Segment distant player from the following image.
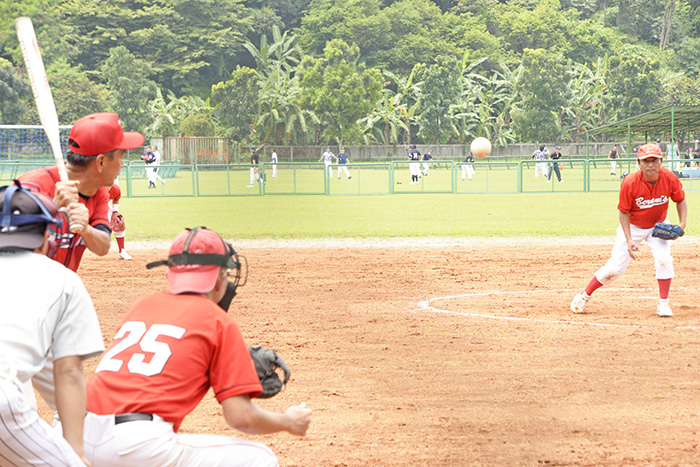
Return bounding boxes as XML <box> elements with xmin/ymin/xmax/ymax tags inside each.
<box><xmin>609</xmin><ymin>144</ymin><xmax>618</xmax><ymax>175</ymax></box>
<box><xmin>319</xmin><ymin>146</ymin><xmax>336</xmax><ymax>178</ymax></box>
<box><xmin>532</xmin><ymin>144</ymin><xmax>549</xmax><ymax>178</ymax></box>
<box><xmin>570</xmin><ymin>143</ymin><xmax>687</xmax><ymax>317</ymax></box>
<box><xmin>150</xmin><ymin>145</ymin><xmax>166</xmax><ymax>186</ymax></box>
<box><xmin>248</xmin><ymin>146</ymin><xmax>260</xmax><ymax>187</ymax></box>
<box><xmin>408</xmin><ymin>144</ymin><xmax>421</xmax><ymax>184</ymax></box>
<box><xmin>547</xmin><ymin>146</ymin><xmax>563</xmax><ymax>183</ymax></box>
<box><xmin>108</xmin><ymin>181</ymin><xmax>131</xmax><ymax>260</ymax></box>
<box><xmin>461</xmin><ymin>153</ymin><xmax>475</xmax><ymax>181</ymax></box>
<box><xmin>422</xmin><ymin>150</ymin><xmax>433</xmax><ymax>176</ymax></box>
<box><xmin>337</xmin><ymin>146</ymin><xmax>351</xmax><ymax>179</ymax></box>
<box><xmin>142</xmin><ymin>146</ymin><xmax>157</xmax><ymax>189</ymax></box>
<box><xmin>271</xmin><ymin>147</ymin><xmax>278</xmax><ymax>178</ymax></box>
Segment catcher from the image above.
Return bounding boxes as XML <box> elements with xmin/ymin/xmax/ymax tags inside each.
<box><xmin>79</xmin><ymin>227</ymin><xmax>311</xmax><ymax>466</ymax></box>
<box><xmin>571</xmin><ymin>143</ymin><xmax>688</xmax><ymax>317</ymax></box>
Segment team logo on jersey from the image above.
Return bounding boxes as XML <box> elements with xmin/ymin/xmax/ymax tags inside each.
<box><xmin>635</xmin><ymin>195</ymin><xmax>668</xmax><ymax>209</ymax></box>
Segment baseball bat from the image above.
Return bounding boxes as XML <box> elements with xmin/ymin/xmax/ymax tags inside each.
<box><xmin>15</xmin><ymin>17</ymin><xmax>83</xmax><ymax>232</ymax></box>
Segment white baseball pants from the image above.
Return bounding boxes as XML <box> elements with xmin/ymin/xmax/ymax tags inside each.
<box><xmin>535</xmin><ymin>162</ymin><xmax>548</xmax><ymax>177</ymax></box>
<box><xmin>337</xmin><ymin>165</ymin><xmax>350</xmax><ymax>179</ymax></box>
<box><xmin>78</xmin><ymin>413</ymin><xmax>278</xmax><ymax>467</ymax></box>
<box><xmin>610</xmin><ymin>160</ymin><xmax>617</xmax><ymax>174</ymax></box>
<box><xmin>594</xmin><ymin>222</ymin><xmax>674</xmax><ymax>285</ymax></box>
<box><xmin>462</xmin><ymin>164</ymin><xmax>475</xmax><ymax>180</ymax></box>
<box><xmin>324</xmin><ymin>161</ymin><xmax>333</xmax><ymax>178</ymax></box>
<box><xmin>0</xmin><ymin>378</ymin><xmax>85</xmax><ymax>466</ymax></box>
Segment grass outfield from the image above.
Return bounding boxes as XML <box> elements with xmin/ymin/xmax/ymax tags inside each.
<box><xmin>119</xmin><ymin>190</ymin><xmax>699</xmax><ymax>241</ymax></box>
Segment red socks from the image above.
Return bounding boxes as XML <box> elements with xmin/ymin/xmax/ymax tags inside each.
<box><xmin>657</xmin><ymin>278</ymin><xmax>671</xmax><ymax>300</ymax></box>
<box><xmin>584</xmin><ymin>277</ymin><xmax>604</xmax><ymax>296</ymax></box>
<box><xmin>116</xmin><ymin>237</ymin><xmax>125</xmax><ymax>251</ymax></box>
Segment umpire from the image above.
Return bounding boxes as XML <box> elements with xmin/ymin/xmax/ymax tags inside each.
<box><xmin>0</xmin><ymin>182</ymin><xmax>104</xmax><ymax>466</ymax></box>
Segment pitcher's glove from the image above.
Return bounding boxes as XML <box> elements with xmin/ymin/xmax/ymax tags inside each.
<box><xmin>652</xmin><ymin>222</ymin><xmax>684</xmax><ymax>240</ymax></box>
<box><xmin>248</xmin><ymin>345</ymin><xmax>291</xmax><ymax>398</ymax></box>
<box><xmin>110</xmin><ymin>211</ymin><xmax>126</xmax><ymax>233</ymax></box>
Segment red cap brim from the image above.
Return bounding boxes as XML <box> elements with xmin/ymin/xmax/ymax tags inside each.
<box><xmin>167</xmin><ymin>265</ymin><xmax>219</xmax><ymax>294</ymax></box>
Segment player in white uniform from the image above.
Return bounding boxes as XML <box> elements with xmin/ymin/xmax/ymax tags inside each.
<box><xmin>532</xmin><ymin>144</ymin><xmax>549</xmax><ymax>178</ymax></box>
<box><xmin>0</xmin><ymin>182</ymin><xmax>104</xmax><ymax>466</ymax></box>
<box><xmin>318</xmin><ymin>147</ymin><xmax>336</xmax><ymax>178</ymax></box>
<box><xmin>150</xmin><ymin>145</ymin><xmax>166</xmax><ymax>186</ymax></box>
<box><xmin>270</xmin><ymin>148</ymin><xmax>278</xmax><ymax>178</ymax></box>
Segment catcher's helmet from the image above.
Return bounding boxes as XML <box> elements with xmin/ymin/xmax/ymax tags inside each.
<box><xmin>147</xmin><ymin>227</ymin><xmax>247</xmax><ymax>296</ymax></box>
<box><xmin>0</xmin><ymin>180</ymin><xmax>70</xmax><ymax>255</ymax></box>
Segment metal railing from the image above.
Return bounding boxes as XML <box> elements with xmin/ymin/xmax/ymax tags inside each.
<box><xmin>2</xmin><ymin>158</ymin><xmax>698</xmax><ymax>196</ymax></box>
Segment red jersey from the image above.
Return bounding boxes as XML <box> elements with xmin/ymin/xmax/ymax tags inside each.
<box><xmin>108</xmin><ymin>184</ymin><xmax>121</xmax><ymax>202</ymax></box>
<box><xmin>86</xmin><ymin>292</ymin><xmax>263</xmax><ymax>432</ymax></box>
<box><xmin>19</xmin><ymin>166</ymin><xmax>110</xmax><ymax>271</ymax></box>
<box><xmin>618</xmin><ymin>168</ymin><xmax>685</xmax><ymax>229</ymax></box>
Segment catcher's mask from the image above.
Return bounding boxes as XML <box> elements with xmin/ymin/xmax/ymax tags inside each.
<box><xmin>147</xmin><ymin>227</ymin><xmax>247</xmax><ymax>311</ymax></box>
<box><xmin>0</xmin><ymin>180</ymin><xmax>71</xmax><ymax>258</ymax></box>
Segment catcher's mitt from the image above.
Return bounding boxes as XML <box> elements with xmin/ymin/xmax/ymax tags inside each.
<box><xmin>110</xmin><ymin>211</ymin><xmax>126</xmax><ymax>233</ymax></box>
<box><xmin>651</xmin><ymin>222</ymin><xmax>684</xmax><ymax>240</ymax></box>
<box><xmin>248</xmin><ymin>345</ymin><xmax>290</xmax><ymax>398</ymax></box>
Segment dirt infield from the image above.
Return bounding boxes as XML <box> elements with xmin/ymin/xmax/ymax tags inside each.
<box><xmin>43</xmin><ymin>239</ymin><xmax>700</xmax><ymax>466</ymax></box>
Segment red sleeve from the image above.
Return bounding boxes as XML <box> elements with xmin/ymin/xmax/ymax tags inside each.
<box><xmin>89</xmin><ymin>187</ymin><xmax>110</xmax><ymax>228</ymax></box>
<box><xmin>617</xmin><ymin>174</ymin><xmax>634</xmax><ymax>213</ymax></box>
<box><xmin>209</xmin><ymin>318</ymin><xmax>263</xmax><ymax>402</ymax></box>
<box><xmin>18</xmin><ymin>167</ymin><xmax>58</xmax><ymax>198</ymax></box>
<box><xmin>108</xmin><ymin>184</ymin><xmax>122</xmax><ymax>202</ymax></box>
<box><xmin>669</xmin><ymin>173</ymin><xmax>686</xmax><ymax>204</ymax></box>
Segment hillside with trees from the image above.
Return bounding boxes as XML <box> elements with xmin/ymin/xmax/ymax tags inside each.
<box><xmin>1</xmin><ymin>0</ymin><xmax>698</xmax><ymax>147</ymax></box>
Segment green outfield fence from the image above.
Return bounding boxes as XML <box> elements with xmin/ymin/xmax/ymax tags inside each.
<box><xmin>2</xmin><ymin>158</ymin><xmax>700</xmax><ymax>196</ymax></box>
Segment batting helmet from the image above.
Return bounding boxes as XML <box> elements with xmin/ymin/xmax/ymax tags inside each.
<box><xmin>0</xmin><ymin>180</ymin><xmax>70</xmax><ymax>256</ymax></box>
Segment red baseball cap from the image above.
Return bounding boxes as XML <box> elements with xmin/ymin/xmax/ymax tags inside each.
<box><xmin>166</xmin><ymin>228</ymin><xmax>236</xmax><ymax>294</ymax></box>
<box><xmin>68</xmin><ymin>113</ymin><xmax>144</xmax><ymax>156</ymax></box>
<box><xmin>637</xmin><ymin>143</ymin><xmax>663</xmax><ymax>160</ymax></box>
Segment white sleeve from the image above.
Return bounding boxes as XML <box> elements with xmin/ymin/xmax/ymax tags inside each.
<box><xmin>51</xmin><ymin>271</ymin><xmax>105</xmax><ymax>361</ymax></box>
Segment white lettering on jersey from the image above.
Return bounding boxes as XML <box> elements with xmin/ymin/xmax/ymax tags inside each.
<box><xmin>635</xmin><ymin>195</ymin><xmax>669</xmax><ymax>209</ymax></box>
<box><xmin>95</xmin><ymin>321</ymin><xmax>186</xmax><ymax>376</ymax></box>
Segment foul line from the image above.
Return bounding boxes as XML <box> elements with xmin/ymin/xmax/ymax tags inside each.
<box><xmin>417</xmin><ymin>288</ymin><xmax>700</xmax><ymax>330</ymax></box>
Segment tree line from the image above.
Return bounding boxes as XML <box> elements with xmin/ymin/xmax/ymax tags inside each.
<box><xmin>1</xmin><ymin>0</ymin><xmax>699</xmax><ymax>148</ymax></box>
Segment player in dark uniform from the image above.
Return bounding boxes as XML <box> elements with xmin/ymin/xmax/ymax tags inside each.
<box><xmin>248</xmin><ymin>146</ymin><xmax>261</xmax><ymax>187</ymax></box>
<box><xmin>421</xmin><ymin>150</ymin><xmax>433</xmax><ymax>176</ymax></box>
<box><xmin>337</xmin><ymin>146</ymin><xmax>351</xmax><ymax>179</ymax></box>
<box><xmin>547</xmin><ymin>146</ymin><xmax>563</xmax><ymax>183</ymax></box>
<box><xmin>408</xmin><ymin>144</ymin><xmax>421</xmax><ymax>184</ymax></box>
<box><xmin>461</xmin><ymin>153</ymin><xmax>475</xmax><ymax>181</ymax></box>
